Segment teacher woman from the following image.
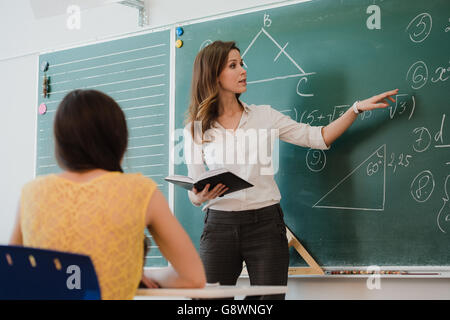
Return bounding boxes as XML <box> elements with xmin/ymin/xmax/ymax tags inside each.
<box><xmin>183</xmin><ymin>40</ymin><xmax>398</xmax><ymax>299</ymax></box>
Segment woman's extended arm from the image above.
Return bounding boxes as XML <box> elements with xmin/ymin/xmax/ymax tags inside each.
<box><xmin>143</xmin><ymin>188</ymin><xmax>206</xmax><ymax>288</ymax></box>
<box><xmin>322</xmin><ymin>89</ymin><xmax>398</xmax><ymax>146</ymax></box>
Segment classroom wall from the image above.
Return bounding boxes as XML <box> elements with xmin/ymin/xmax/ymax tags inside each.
<box><xmin>0</xmin><ymin>55</ymin><xmax>37</xmax><ymax>245</ymax></box>
<box><xmin>0</xmin><ymin>1</ymin><xmax>139</xmax><ymax>244</ymax></box>
<box><xmin>1</xmin><ymin>0</ymin><xmax>448</xmax><ymax>299</ymax></box>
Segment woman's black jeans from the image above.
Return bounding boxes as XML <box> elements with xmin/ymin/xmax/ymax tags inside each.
<box><xmin>199</xmin><ymin>203</ymin><xmax>289</xmax><ymax>300</ymax></box>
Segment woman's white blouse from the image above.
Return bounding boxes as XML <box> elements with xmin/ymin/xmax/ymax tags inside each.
<box><xmin>184</xmin><ymin>102</ymin><xmax>330</xmax><ymax>211</ymax></box>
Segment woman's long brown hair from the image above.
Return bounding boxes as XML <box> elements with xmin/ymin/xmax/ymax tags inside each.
<box><xmin>185</xmin><ymin>41</ymin><xmax>241</xmax><ymax>143</ymax></box>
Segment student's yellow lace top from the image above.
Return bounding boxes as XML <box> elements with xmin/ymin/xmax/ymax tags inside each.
<box><xmin>20</xmin><ymin>172</ymin><xmax>157</xmax><ymax>300</ymax></box>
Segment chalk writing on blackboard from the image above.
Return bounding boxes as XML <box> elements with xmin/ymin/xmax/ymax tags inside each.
<box><xmin>405</xmin><ymin>12</ymin><xmax>450</xmax><ymax>89</ymax></box>
<box><xmin>412</xmin><ymin>127</ymin><xmax>432</xmax><ymax>153</ymax></box>
<box><xmin>406</xmin><ymin>12</ymin><xmax>433</xmax><ymax>43</ymax></box>
<box><xmin>406</xmin><ymin>60</ymin><xmax>428</xmax><ymax>89</ymax></box>
<box><xmin>241</xmin><ymin>26</ymin><xmax>316</xmax><ymax>97</ymax></box>
<box><xmin>437</xmin><ymin>175</ymin><xmax>450</xmax><ymax>233</ymax></box>
<box><xmin>410</xmin><ymin>170</ymin><xmax>435</xmax><ymax>203</ymax></box>
<box><xmin>312</xmin><ymin>144</ymin><xmax>386</xmax><ymax>211</ymax></box>
<box><xmin>430</xmin><ymin>62</ymin><xmax>450</xmax><ymax>83</ymax></box>
<box><xmin>263</xmin><ymin>13</ymin><xmax>272</xmax><ymax>28</ymax></box>
<box><xmin>306</xmin><ymin>149</ymin><xmax>326</xmax><ymax>173</ymax></box>
<box><xmin>389</xmin><ymin>94</ymin><xmax>415</xmax><ymax>120</ymax></box>
<box><xmin>387</xmin><ymin>152</ymin><xmax>413</xmax><ymax>173</ymax></box>
<box><xmin>412</xmin><ymin>114</ymin><xmax>448</xmax><ymax>153</ymax></box>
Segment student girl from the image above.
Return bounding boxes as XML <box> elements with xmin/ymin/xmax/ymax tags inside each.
<box><xmin>10</xmin><ymin>89</ymin><xmax>206</xmax><ymax>299</ymax></box>
<box><xmin>184</xmin><ymin>40</ymin><xmax>398</xmax><ymax>299</ymax></box>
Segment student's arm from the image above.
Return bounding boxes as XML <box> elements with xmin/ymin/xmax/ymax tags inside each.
<box><xmin>9</xmin><ymin>202</ymin><xmax>23</xmax><ymax>246</ymax></box>
<box><xmin>143</xmin><ymin>188</ymin><xmax>206</xmax><ymax>288</ymax></box>
<box><xmin>322</xmin><ymin>89</ymin><xmax>398</xmax><ymax>146</ymax></box>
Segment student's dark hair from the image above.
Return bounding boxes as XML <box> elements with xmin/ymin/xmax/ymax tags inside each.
<box><xmin>54</xmin><ymin>89</ymin><xmax>128</xmax><ymax>173</ymax></box>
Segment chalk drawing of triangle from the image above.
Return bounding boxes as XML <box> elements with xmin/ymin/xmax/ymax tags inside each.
<box><xmin>241</xmin><ymin>28</ymin><xmax>315</xmax><ymax>85</ymax></box>
<box><xmin>313</xmin><ymin>144</ymin><xmax>386</xmax><ymax>211</ymax></box>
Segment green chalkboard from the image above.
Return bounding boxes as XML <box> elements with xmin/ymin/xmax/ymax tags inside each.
<box><xmin>37</xmin><ymin>30</ymin><xmax>171</xmax><ymax>267</ymax></box>
<box><xmin>174</xmin><ymin>0</ymin><xmax>450</xmax><ymax>268</ymax></box>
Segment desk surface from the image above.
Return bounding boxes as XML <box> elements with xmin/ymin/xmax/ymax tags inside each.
<box><xmin>135</xmin><ymin>285</ymin><xmax>288</xmax><ymax>299</ymax></box>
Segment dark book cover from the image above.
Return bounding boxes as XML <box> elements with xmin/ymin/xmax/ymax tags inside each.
<box><xmin>165</xmin><ymin>170</ymin><xmax>253</xmax><ymax>196</ymax></box>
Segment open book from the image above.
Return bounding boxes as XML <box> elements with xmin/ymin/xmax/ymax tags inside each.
<box><xmin>165</xmin><ymin>168</ymin><xmax>253</xmax><ymax>196</ymax></box>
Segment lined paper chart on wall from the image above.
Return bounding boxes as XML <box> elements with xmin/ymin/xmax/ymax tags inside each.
<box><xmin>36</xmin><ymin>30</ymin><xmax>170</xmax><ymax>267</ymax></box>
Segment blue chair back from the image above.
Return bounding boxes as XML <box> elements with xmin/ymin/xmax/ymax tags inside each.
<box><xmin>0</xmin><ymin>245</ymin><xmax>101</xmax><ymax>300</ymax></box>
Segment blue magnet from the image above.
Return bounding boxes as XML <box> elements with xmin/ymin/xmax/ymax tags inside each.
<box><xmin>176</xmin><ymin>27</ymin><xmax>184</xmax><ymax>36</ymax></box>
<box><xmin>40</xmin><ymin>61</ymin><xmax>49</xmax><ymax>72</ymax></box>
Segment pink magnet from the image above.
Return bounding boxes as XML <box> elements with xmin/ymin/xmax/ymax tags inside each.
<box><xmin>38</xmin><ymin>103</ymin><xmax>47</xmax><ymax>115</ymax></box>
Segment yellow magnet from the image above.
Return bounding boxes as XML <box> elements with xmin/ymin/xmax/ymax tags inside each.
<box><xmin>175</xmin><ymin>39</ymin><xmax>183</xmax><ymax>48</ymax></box>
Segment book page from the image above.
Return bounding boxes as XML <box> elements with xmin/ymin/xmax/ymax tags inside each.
<box><xmin>196</xmin><ymin>167</ymin><xmax>229</xmax><ymax>182</ymax></box>
<box><xmin>167</xmin><ymin>175</ymin><xmax>194</xmax><ymax>183</ymax></box>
